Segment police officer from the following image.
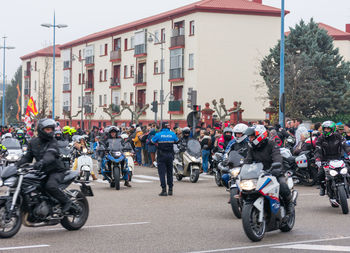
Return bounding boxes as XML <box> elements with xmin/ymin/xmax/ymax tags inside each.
<box><xmin>152</xmin><ymin>122</ymin><xmax>179</xmax><ymax>196</ymax></box>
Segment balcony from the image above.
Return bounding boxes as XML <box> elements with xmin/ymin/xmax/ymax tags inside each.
<box><xmin>110</xmin><ymin>77</ymin><xmax>121</xmax><ymax>88</ymax></box>
<box><xmin>111</xmin><ymin>104</ymin><xmax>121</xmax><ymax>114</ymax></box>
<box><xmin>170</xmin><ymin>28</ymin><xmax>185</xmax><ymax>48</ymax></box>
<box><xmin>134</xmin><ymin>73</ymin><xmax>146</xmax><ymax>86</ymax></box>
<box><xmin>84</xmin><ymin>105</ymin><xmax>94</xmax><ymax>114</ymax></box>
<box><xmin>110</xmin><ymin>49</ymin><xmax>121</xmax><ymax>62</ymax></box>
<box><xmin>24</xmin><ymin>70</ymin><xmax>30</xmax><ymax>77</ymax></box>
<box><xmin>134</xmin><ymin>44</ymin><xmax>146</xmax><ymax>57</ymax></box>
<box><xmin>85</xmin><ymin>56</ymin><xmax>94</xmax><ymax>66</ymax></box>
<box><xmin>63</xmin><ymin>83</ymin><xmax>71</xmax><ymax>92</ymax></box>
<box><xmin>85</xmin><ymin>81</ymin><xmax>94</xmax><ymax>91</ymax></box>
<box><xmin>63</xmin><ymin>60</ymin><xmax>71</xmax><ymax>69</ymax></box>
<box><xmin>169</xmin><ymin>68</ymin><xmax>184</xmax><ymax>81</ymax></box>
<box><xmin>63</xmin><ymin>106</ymin><xmax>70</xmax><ymax>113</ymax></box>
<box><xmin>168</xmin><ymin>100</ymin><xmax>183</xmax><ymax>114</ymax></box>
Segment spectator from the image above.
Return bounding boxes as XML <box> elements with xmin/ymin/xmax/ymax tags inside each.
<box><xmin>200</xmin><ymin>131</ymin><xmax>212</xmax><ymax>174</ymax></box>
<box><xmin>294</xmin><ymin>118</ymin><xmax>308</xmax><ymax>147</ymax></box>
<box><xmin>132</xmin><ymin>127</ymin><xmax>143</xmax><ymax>165</ymax></box>
<box><xmin>147</xmin><ymin>128</ymin><xmax>157</xmax><ymax>167</ymax></box>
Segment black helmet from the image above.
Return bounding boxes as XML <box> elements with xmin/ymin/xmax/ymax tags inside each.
<box><xmin>54</xmin><ymin>130</ymin><xmax>63</xmax><ymax>140</ymax></box>
<box><xmin>37</xmin><ymin>118</ymin><xmax>56</xmax><ymax>141</ymax></box>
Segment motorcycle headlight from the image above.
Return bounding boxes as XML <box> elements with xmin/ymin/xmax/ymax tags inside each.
<box><xmin>7</xmin><ymin>155</ymin><xmax>19</xmax><ymax>161</ymax></box>
<box><xmin>329</xmin><ymin>170</ymin><xmax>338</xmax><ymax>177</ymax></box>
<box><xmin>230</xmin><ymin>168</ymin><xmax>241</xmax><ymax>178</ymax></box>
<box><xmin>0</xmin><ymin>179</ymin><xmax>3</xmax><ymax>187</ymax></box>
<box><xmin>340</xmin><ymin>168</ymin><xmax>348</xmax><ymax>175</ymax></box>
<box><xmin>3</xmin><ymin>177</ymin><xmax>17</xmax><ymax>187</ymax></box>
<box><xmin>113</xmin><ymin>151</ymin><xmax>122</xmax><ymax>157</ymax></box>
<box><xmin>240</xmin><ymin>179</ymin><xmax>257</xmax><ymax>191</ymax></box>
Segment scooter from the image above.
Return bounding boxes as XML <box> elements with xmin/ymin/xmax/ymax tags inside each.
<box><xmin>173</xmin><ymin>139</ymin><xmax>202</xmax><ymax>183</ymax></box>
<box><xmin>76</xmin><ymin>148</ymin><xmax>94</xmax><ymax>182</ymax></box>
<box><xmin>123</xmin><ymin>151</ymin><xmax>135</xmax><ymax>181</ymax></box>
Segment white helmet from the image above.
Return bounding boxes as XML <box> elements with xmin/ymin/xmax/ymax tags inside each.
<box><xmin>233</xmin><ymin>123</ymin><xmax>248</xmax><ymax>143</ymax></box>
<box><xmin>2</xmin><ymin>133</ymin><xmax>12</xmax><ymax>140</ymax></box>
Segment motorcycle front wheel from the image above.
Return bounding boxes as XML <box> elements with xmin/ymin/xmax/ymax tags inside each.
<box><xmin>190</xmin><ymin>169</ymin><xmax>200</xmax><ymax>183</ymax></box>
<box><xmin>230</xmin><ymin>188</ymin><xmax>242</xmax><ymax>219</ymax></box>
<box><xmin>215</xmin><ymin>171</ymin><xmax>222</xmax><ymax>187</ymax></box>
<box><xmin>242</xmin><ymin>203</ymin><xmax>266</xmax><ymax>242</ymax></box>
<box><xmin>61</xmin><ymin>190</ymin><xmax>89</xmax><ymax>231</ymax></box>
<box><xmin>113</xmin><ymin>166</ymin><xmax>121</xmax><ymax>190</ymax></box>
<box><xmin>338</xmin><ymin>186</ymin><xmax>349</xmax><ymax>214</ymax></box>
<box><xmin>0</xmin><ymin>203</ymin><xmax>22</xmax><ymax>238</ymax></box>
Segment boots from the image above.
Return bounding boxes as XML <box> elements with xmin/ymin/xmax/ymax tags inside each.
<box><xmin>319</xmin><ymin>182</ymin><xmax>326</xmax><ymax>196</ymax></box>
<box><xmin>124</xmin><ymin>181</ymin><xmax>132</xmax><ymax>187</ymax></box>
<box><xmin>159</xmin><ymin>188</ymin><xmax>167</xmax><ymax>196</ymax></box>
<box><xmin>62</xmin><ymin>200</ymin><xmax>73</xmax><ymax>213</ymax></box>
<box><xmin>168</xmin><ymin>188</ymin><xmax>173</xmax><ymax>196</ymax></box>
<box><xmin>284</xmin><ymin>195</ymin><xmax>294</xmax><ymax>216</ymax></box>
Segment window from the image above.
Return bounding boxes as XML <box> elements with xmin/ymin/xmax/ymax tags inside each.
<box><xmin>34</xmin><ymin>81</ymin><xmax>37</xmax><ymax>91</ymax></box>
<box><xmin>124</xmin><ymin>38</ymin><xmax>128</xmax><ymax>50</ymax></box>
<box><xmin>79</xmin><ymin>50</ymin><xmax>81</xmax><ymax>60</ymax></box>
<box><xmin>112</xmin><ymin>91</ymin><xmax>121</xmax><ymax>105</ymax></box>
<box><xmin>189</xmin><ymin>53</ymin><xmax>194</xmax><ymax>69</ymax></box>
<box><xmin>130</xmin><ymin>36</ymin><xmax>135</xmax><ymax>49</ymax></box>
<box><xmin>99</xmin><ymin>70</ymin><xmax>103</xmax><ymax>81</ymax></box>
<box><xmin>123</xmin><ymin>92</ymin><xmax>127</xmax><ymax>103</ymax></box>
<box><xmin>63</xmin><ymin>70</ymin><xmax>70</xmax><ymax>84</ymax></box>
<box><xmin>124</xmin><ymin>65</ymin><xmax>128</xmax><ymax>78</ymax></box>
<box><xmin>130</xmin><ymin>65</ymin><xmax>134</xmax><ymax>77</ymax></box>
<box><xmin>154</xmin><ymin>61</ymin><xmax>159</xmax><ymax>74</ymax></box>
<box><xmin>100</xmin><ymin>45</ymin><xmax>104</xmax><ymax>56</ymax></box>
<box><xmin>104</xmin><ymin>44</ymin><xmax>108</xmax><ymax>55</ymax></box>
<box><xmin>99</xmin><ymin>95</ymin><xmax>102</xmax><ymax>106</ymax></box>
<box><xmin>170</xmin><ymin>48</ymin><xmax>184</xmax><ymax>70</ymax></box>
<box><xmin>104</xmin><ymin>69</ymin><xmax>107</xmax><ymax>81</ymax></box>
<box><xmin>173</xmin><ymin>86</ymin><xmax>183</xmax><ymax>100</ymax></box>
<box><xmin>189</xmin><ymin>21</ymin><xmax>195</xmax><ymax>35</ymax></box>
<box><xmin>161</xmin><ymin>28</ymin><xmax>165</xmax><ymax>42</ymax></box>
<box><xmin>104</xmin><ymin>94</ymin><xmax>107</xmax><ymax>105</ymax></box>
<box><xmin>154</xmin><ymin>30</ymin><xmax>159</xmax><ymax>43</ymax></box>
<box><xmin>130</xmin><ymin>92</ymin><xmax>134</xmax><ymax>105</ymax></box>
<box><xmin>82</xmin><ymin>73</ymin><xmax>85</xmax><ymax>83</ymax></box>
<box><xmin>79</xmin><ymin>73</ymin><xmax>81</xmax><ymax>84</ymax></box>
<box><xmin>35</xmin><ymin>62</ymin><xmax>37</xmax><ymax>71</ymax></box>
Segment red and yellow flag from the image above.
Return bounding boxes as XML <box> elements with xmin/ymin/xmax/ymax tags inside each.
<box><xmin>25</xmin><ymin>96</ymin><xmax>38</xmax><ymax>116</ymax></box>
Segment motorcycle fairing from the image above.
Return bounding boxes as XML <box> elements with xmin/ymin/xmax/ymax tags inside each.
<box><xmin>258</xmin><ymin>177</ymin><xmax>280</xmax><ymax>214</ymax></box>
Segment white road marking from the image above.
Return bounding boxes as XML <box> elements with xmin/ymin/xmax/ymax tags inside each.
<box><xmin>186</xmin><ymin>235</ymin><xmax>350</xmax><ymax>253</ymax></box>
<box><xmin>0</xmin><ymin>244</ymin><xmax>50</xmax><ymax>251</ymax></box>
<box><xmin>46</xmin><ymin>221</ymin><xmax>151</xmax><ymax>231</ymax></box>
<box><xmin>200</xmin><ymin>174</ymin><xmax>214</xmax><ymax>179</ymax></box>
<box><xmin>273</xmin><ymin>244</ymin><xmax>350</xmax><ymax>251</ymax></box>
<box><xmin>133</xmin><ymin>175</ymin><xmax>160</xmax><ymax>180</ymax></box>
<box><xmin>132</xmin><ymin>179</ymin><xmax>152</xmax><ymax>183</ymax></box>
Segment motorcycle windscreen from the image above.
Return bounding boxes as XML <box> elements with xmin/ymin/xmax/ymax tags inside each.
<box><xmin>57</xmin><ymin>140</ymin><xmax>69</xmax><ymax>148</ymax></box>
<box><xmin>227</xmin><ymin>151</ymin><xmax>244</xmax><ymax>167</ymax></box>
<box><xmin>108</xmin><ymin>139</ymin><xmax>124</xmax><ymax>151</ymax></box>
<box><xmin>187</xmin><ymin>139</ymin><xmax>201</xmax><ymax>158</ymax></box>
<box><xmin>2</xmin><ymin>138</ymin><xmax>21</xmax><ymax>150</ymax></box>
<box><xmin>240</xmin><ymin>163</ymin><xmax>263</xmax><ymax>180</ymax></box>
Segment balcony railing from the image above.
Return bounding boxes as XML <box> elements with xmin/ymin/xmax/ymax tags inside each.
<box><xmin>63</xmin><ymin>60</ymin><xmax>71</xmax><ymax>69</ymax></box>
<box><xmin>110</xmin><ymin>49</ymin><xmax>121</xmax><ymax>61</ymax></box>
<box><xmin>110</xmin><ymin>77</ymin><xmax>121</xmax><ymax>87</ymax></box>
<box><xmin>63</xmin><ymin>106</ymin><xmax>70</xmax><ymax>113</ymax></box>
<box><xmin>169</xmin><ymin>100</ymin><xmax>183</xmax><ymax>112</ymax></box>
<box><xmin>169</xmin><ymin>68</ymin><xmax>184</xmax><ymax>80</ymax></box>
<box><xmin>135</xmin><ymin>73</ymin><xmax>146</xmax><ymax>84</ymax></box>
<box><xmin>171</xmin><ymin>28</ymin><xmax>185</xmax><ymax>48</ymax></box>
<box><xmin>134</xmin><ymin>44</ymin><xmax>146</xmax><ymax>56</ymax></box>
<box><xmin>24</xmin><ymin>70</ymin><xmax>30</xmax><ymax>76</ymax></box>
<box><xmin>111</xmin><ymin>104</ymin><xmax>120</xmax><ymax>113</ymax></box>
<box><xmin>63</xmin><ymin>83</ymin><xmax>71</xmax><ymax>91</ymax></box>
<box><xmin>85</xmin><ymin>56</ymin><xmax>94</xmax><ymax>65</ymax></box>
<box><xmin>85</xmin><ymin>80</ymin><xmax>94</xmax><ymax>90</ymax></box>
<box><xmin>24</xmin><ymin>88</ymin><xmax>30</xmax><ymax>96</ymax></box>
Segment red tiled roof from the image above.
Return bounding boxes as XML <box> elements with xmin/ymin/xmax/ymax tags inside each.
<box><xmin>60</xmin><ymin>0</ymin><xmax>288</xmax><ymax>49</ymax></box>
<box><xmin>20</xmin><ymin>45</ymin><xmax>61</xmax><ymax>60</ymax></box>
<box><xmin>285</xmin><ymin>23</ymin><xmax>350</xmax><ymax>41</ymax></box>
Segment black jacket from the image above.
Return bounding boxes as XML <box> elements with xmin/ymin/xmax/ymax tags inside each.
<box><xmin>244</xmin><ymin>139</ymin><xmax>283</xmax><ymax>170</ymax></box>
<box><xmin>17</xmin><ymin>137</ymin><xmax>66</xmax><ymax>173</ymax></box>
<box><xmin>315</xmin><ymin>132</ymin><xmax>350</xmax><ymax>161</ymax></box>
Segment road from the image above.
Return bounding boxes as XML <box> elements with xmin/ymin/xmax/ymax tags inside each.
<box><xmin>1</xmin><ymin>165</ymin><xmax>350</xmax><ymax>253</ymax></box>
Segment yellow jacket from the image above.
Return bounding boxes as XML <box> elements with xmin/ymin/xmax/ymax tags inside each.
<box><xmin>133</xmin><ymin>131</ymin><xmax>143</xmax><ymax>148</ymax></box>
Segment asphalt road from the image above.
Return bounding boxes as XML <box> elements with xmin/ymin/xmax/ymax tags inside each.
<box><xmin>1</xmin><ymin>165</ymin><xmax>350</xmax><ymax>253</ymax></box>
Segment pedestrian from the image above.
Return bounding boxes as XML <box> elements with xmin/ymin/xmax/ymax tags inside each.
<box><xmin>147</xmin><ymin>128</ymin><xmax>157</xmax><ymax>167</ymax></box>
<box><xmin>133</xmin><ymin>127</ymin><xmax>143</xmax><ymax>165</ymax></box>
<box><xmin>152</xmin><ymin>122</ymin><xmax>179</xmax><ymax>196</ymax></box>
<box><xmin>200</xmin><ymin>131</ymin><xmax>212</xmax><ymax>174</ymax></box>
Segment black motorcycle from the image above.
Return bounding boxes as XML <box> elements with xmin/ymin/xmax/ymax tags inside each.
<box><xmin>0</xmin><ymin>164</ymin><xmax>92</xmax><ymax>238</ymax></box>
<box><xmin>212</xmin><ymin>150</ymin><xmax>224</xmax><ymax>186</ymax></box>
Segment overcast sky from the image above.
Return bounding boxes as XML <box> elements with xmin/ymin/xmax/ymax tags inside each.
<box><xmin>0</xmin><ymin>0</ymin><xmax>349</xmax><ymax>81</ymax></box>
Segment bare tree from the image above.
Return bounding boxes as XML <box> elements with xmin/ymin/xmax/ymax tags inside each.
<box><xmin>85</xmin><ymin>106</ymin><xmax>98</xmax><ymax>129</ymax></box>
<box><xmin>212</xmin><ymin>98</ymin><xmax>235</xmax><ymax>122</ymax></box>
<box><xmin>37</xmin><ymin>57</ymin><xmax>50</xmax><ymax>118</ymax></box>
<box><xmin>103</xmin><ymin>104</ymin><xmax>124</xmax><ymax>126</ymax></box>
<box><xmin>63</xmin><ymin>110</ymin><xmax>82</xmax><ymax>126</ymax></box>
<box><xmin>121</xmin><ymin>100</ymin><xmax>149</xmax><ymax>124</ymax></box>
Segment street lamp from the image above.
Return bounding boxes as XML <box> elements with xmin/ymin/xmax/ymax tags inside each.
<box><xmin>72</xmin><ymin>54</ymin><xmax>85</xmax><ymax>129</ymax></box>
<box><xmin>279</xmin><ymin>0</ymin><xmax>285</xmax><ymax>128</ymax></box>
<box><xmin>0</xmin><ymin>36</ymin><xmax>15</xmax><ymax>126</ymax></box>
<box><xmin>147</xmin><ymin>32</ymin><xmax>164</xmax><ymax>126</ymax></box>
<box><xmin>41</xmin><ymin>12</ymin><xmax>68</xmax><ymax>120</ymax></box>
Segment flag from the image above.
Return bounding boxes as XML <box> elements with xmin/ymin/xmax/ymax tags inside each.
<box><xmin>26</xmin><ymin>97</ymin><xmax>38</xmax><ymax>116</ymax></box>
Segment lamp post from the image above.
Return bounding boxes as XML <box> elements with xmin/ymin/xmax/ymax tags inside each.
<box><xmin>0</xmin><ymin>36</ymin><xmax>15</xmax><ymax>126</ymax></box>
<box><xmin>279</xmin><ymin>0</ymin><xmax>285</xmax><ymax>128</ymax></box>
<box><xmin>72</xmin><ymin>54</ymin><xmax>85</xmax><ymax>129</ymax></box>
<box><xmin>147</xmin><ymin>32</ymin><xmax>164</xmax><ymax>126</ymax></box>
<box><xmin>41</xmin><ymin>11</ymin><xmax>67</xmax><ymax>120</ymax></box>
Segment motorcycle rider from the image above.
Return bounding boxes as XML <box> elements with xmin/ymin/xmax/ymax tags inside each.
<box><xmin>62</xmin><ymin>126</ymin><xmax>72</xmax><ymax>142</ymax></box>
<box><xmin>16</xmin><ymin>129</ymin><xmax>28</xmax><ymax>147</ymax></box>
<box><xmin>16</xmin><ymin>119</ymin><xmax>74</xmax><ymax>213</ymax></box>
<box><xmin>218</xmin><ymin>127</ymin><xmax>234</xmax><ymax>150</ymax></box>
<box><xmin>225</xmin><ymin>123</ymin><xmax>249</xmax><ymax>157</ymax></box>
<box><xmin>244</xmin><ymin>125</ymin><xmax>294</xmax><ymax>215</ymax></box>
<box><xmin>315</xmin><ymin>121</ymin><xmax>350</xmax><ymax>196</ymax></box>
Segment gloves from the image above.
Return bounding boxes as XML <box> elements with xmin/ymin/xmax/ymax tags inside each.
<box><xmin>33</xmin><ymin>161</ymin><xmax>43</xmax><ymax>171</ymax></box>
<box><xmin>315</xmin><ymin>159</ymin><xmax>321</xmax><ymax>168</ymax></box>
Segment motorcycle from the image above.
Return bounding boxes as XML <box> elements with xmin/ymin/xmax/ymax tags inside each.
<box><xmin>123</xmin><ymin>150</ymin><xmax>135</xmax><ymax>181</ymax></box>
<box><xmin>322</xmin><ymin>160</ymin><xmax>350</xmax><ymax>214</ymax></box>
<box><xmin>212</xmin><ymin>150</ymin><xmax>224</xmax><ymax>185</ymax></box>
<box><xmin>100</xmin><ymin>139</ymin><xmax>130</xmax><ymax>190</ymax></box>
<box><xmin>2</xmin><ymin>138</ymin><xmax>23</xmax><ymax>166</ymax></box>
<box><xmin>75</xmin><ymin>148</ymin><xmax>94</xmax><ymax>182</ymax></box>
<box><xmin>0</xmin><ymin>163</ymin><xmax>92</xmax><ymax>238</ymax></box>
<box><xmin>57</xmin><ymin>140</ymin><xmax>72</xmax><ymax>170</ymax></box>
<box><xmin>173</xmin><ymin>139</ymin><xmax>202</xmax><ymax>183</ymax></box>
<box><xmin>238</xmin><ymin>162</ymin><xmax>298</xmax><ymax>242</ymax></box>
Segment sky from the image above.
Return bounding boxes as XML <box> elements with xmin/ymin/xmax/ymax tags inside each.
<box><xmin>0</xmin><ymin>0</ymin><xmax>350</xmax><ymax>81</ymax></box>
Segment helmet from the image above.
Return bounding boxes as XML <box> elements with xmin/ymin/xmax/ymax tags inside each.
<box><xmin>54</xmin><ymin>130</ymin><xmax>63</xmax><ymax>140</ymax></box>
<box><xmin>245</xmin><ymin>125</ymin><xmax>268</xmax><ymax>148</ymax></box>
<box><xmin>70</xmin><ymin>127</ymin><xmax>77</xmax><ymax>135</ymax></box>
<box><xmin>223</xmin><ymin>127</ymin><xmax>233</xmax><ymax>141</ymax></box>
<box><xmin>233</xmin><ymin>123</ymin><xmax>248</xmax><ymax>143</ymax></box>
<box><xmin>223</xmin><ymin>127</ymin><xmax>233</xmax><ymax>134</ymax></box>
<box><xmin>182</xmin><ymin>127</ymin><xmax>190</xmax><ymax>137</ymax></box>
<box><xmin>62</xmin><ymin>126</ymin><xmax>70</xmax><ymax>134</ymax></box>
<box><xmin>17</xmin><ymin>130</ymin><xmax>24</xmax><ymax>139</ymax></box>
<box><xmin>322</xmin><ymin>121</ymin><xmax>336</xmax><ymax>137</ymax></box>
<box><xmin>108</xmin><ymin>126</ymin><xmax>120</xmax><ymax>136</ymax></box>
<box><xmin>2</xmin><ymin>133</ymin><xmax>12</xmax><ymax>139</ymax></box>
<box><xmin>120</xmin><ymin>133</ymin><xmax>128</xmax><ymax>140</ymax></box>
<box><xmin>37</xmin><ymin>118</ymin><xmax>56</xmax><ymax>141</ymax></box>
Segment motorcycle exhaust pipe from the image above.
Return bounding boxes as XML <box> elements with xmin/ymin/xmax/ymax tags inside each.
<box><xmin>292</xmin><ymin>190</ymin><xmax>298</xmax><ymax>205</ymax></box>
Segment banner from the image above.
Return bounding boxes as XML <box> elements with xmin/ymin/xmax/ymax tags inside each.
<box><xmin>26</xmin><ymin>96</ymin><xmax>38</xmax><ymax>116</ymax></box>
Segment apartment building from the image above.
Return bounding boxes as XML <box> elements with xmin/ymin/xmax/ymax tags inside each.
<box><xmin>20</xmin><ymin>45</ymin><xmax>62</xmax><ymax>117</ymax></box>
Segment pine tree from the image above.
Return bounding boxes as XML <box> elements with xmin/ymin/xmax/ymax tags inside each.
<box><xmin>260</xmin><ymin>19</ymin><xmax>350</xmax><ymax>119</ymax></box>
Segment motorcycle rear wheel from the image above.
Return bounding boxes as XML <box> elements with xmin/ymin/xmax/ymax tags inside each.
<box><xmin>338</xmin><ymin>186</ymin><xmax>349</xmax><ymax>214</ymax></box>
<box><xmin>0</xmin><ymin>204</ymin><xmax>22</xmax><ymax>238</ymax></box>
<box><xmin>61</xmin><ymin>190</ymin><xmax>89</xmax><ymax>231</ymax></box>
<box><xmin>84</xmin><ymin>171</ymin><xmax>90</xmax><ymax>182</ymax></box>
<box><xmin>242</xmin><ymin>203</ymin><xmax>266</xmax><ymax>242</ymax></box>
<box><xmin>280</xmin><ymin>206</ymin><xmax>296</xmax><ymax>232</ymax></box>
<box><xmin>230</xmin><ymin>188</ymin><xmax>242</xmax><ymax>219</ymax></box>
<box><xmin>113</xmin><ymin>166</ymin><xmax>121</xmax><ymax>190</ymax></box>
